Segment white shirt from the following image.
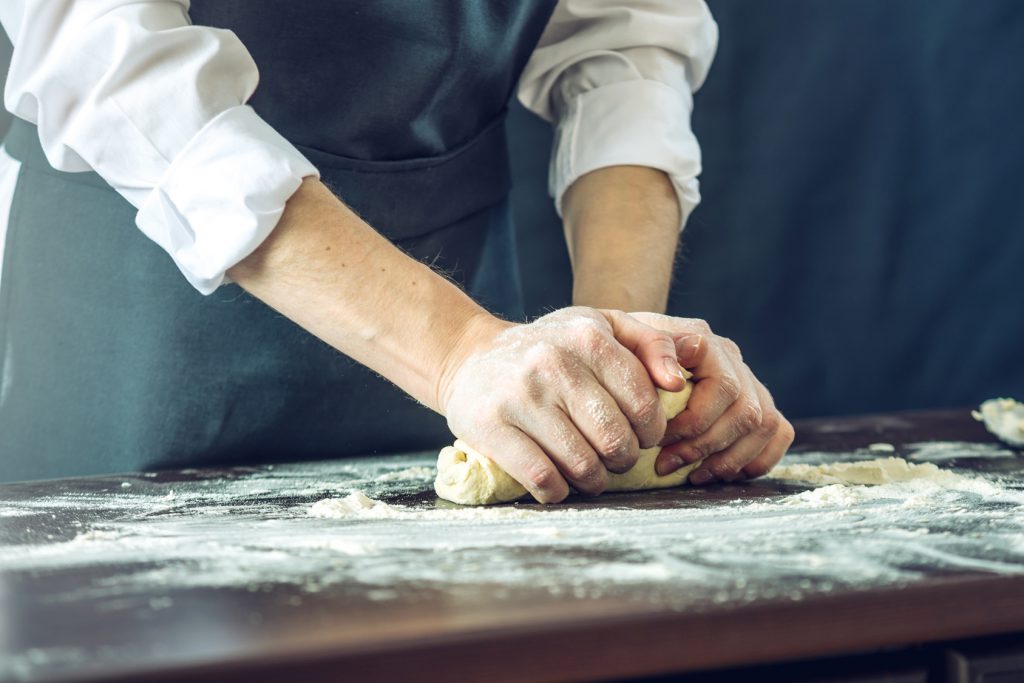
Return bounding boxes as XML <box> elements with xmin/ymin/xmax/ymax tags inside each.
<box><xmin>0</xmin><ymin>1</ymin><xmax>717</xmax><ymax>295</ymax></box>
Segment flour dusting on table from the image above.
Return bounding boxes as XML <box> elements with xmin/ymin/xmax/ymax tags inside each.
<box><xmin>767</xmin><ymin>456</ymin><xmax>955</xmax><ymax>485</ymax></box>
<box><xmin>2</xmin><ymin>446</ymin><xmax>1022</xmax><ymax>616</ymax></box>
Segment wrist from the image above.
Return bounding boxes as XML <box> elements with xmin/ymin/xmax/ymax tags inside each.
<box><xmin>434</xmin><ymin>310</ymin><xmax>514</xmax><ymax>415</ymax></box>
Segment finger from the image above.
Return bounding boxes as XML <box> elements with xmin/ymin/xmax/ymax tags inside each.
<box><xmin>685</xmin><ymin>428</ymin><xmax>773</xmax><ymax>485</ymax></box>
<box><xmin>519</xmin><ymin>409</ymin><xmax>609</xmax><ymax>496</ymax></box>
<box><xmin>687</xmin><ymin>390</ymin><xmax>792</xmax><ymax>486</ymax></box>
<box><xmin>625</xmin><ymin>313</ymin><xmax>710</xmax><ymax>371</ymax></box>
<box><xmin>590</xmin><ymin>347</ymin><xmax>667</xmax><ymax>451</ymax></box>
<box><xmin>561</xmin><ymin>377</ymin><xmax>641</xmax><ymax>474</ymax></box>
<box><xmin>568</xmin><ymin>317</ymin><xmax>666</xmax><ymax>450</ymax></box>
<box><xmin>485</xmin><ymin>426</ymin><xmax>571</xmax><ymax>504</ymax></box>
<box><xmin>656</xmin><ymin>366</ymin><xmax>764</xmax><ymax>475</ymax></box>
<box><xmin>674</xmin><ymin>332</ymin><xmax>706</xmax><ymax>369</ymax></box>
<box><xmin>601</xmin><ymin>310</ymin><xmax>688</xmax><ymax>392</ymax></box>
<box><xmin>741</xmin><ymin>416</ymin><xmax>795</xmax><ymax>480</ymax></box>
<box><xmin>665</xmin><ymin>338</ymin><xmax>744</xmax><ymax>441</ymax></box>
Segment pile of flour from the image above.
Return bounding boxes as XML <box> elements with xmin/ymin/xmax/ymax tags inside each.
<box><xmin>767</xmin><ymin>456</ymin><xmax>957</xmax><ymax>486</ymax></box>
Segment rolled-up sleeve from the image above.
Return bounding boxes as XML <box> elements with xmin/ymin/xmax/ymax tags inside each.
<box><xmin>0</xmin><ymin>1</ymin><xmax>318</xmax><ymax>294</ymax></box>
<box><xmin>517</xmin><ymin>0</ymin><xmax>718</xmax><ymax>229</ymax></box>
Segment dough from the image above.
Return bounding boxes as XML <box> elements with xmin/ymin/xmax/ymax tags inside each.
<box><xmin>975</xmin><ymin>397</ymin><xmax>1024</xmax><ymax>447</ymax></box>
<box><xmin>435</xmin><ymin>383</ymin><xmax>697</xmax><ymax>505</ymax></box>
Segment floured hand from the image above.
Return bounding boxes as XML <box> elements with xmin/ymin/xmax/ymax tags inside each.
<box><xmin>436</xmin><ymin>307</ymin><xmax>689</xmax><ymax>503</ymax></box>
<box><xmin>628</xmin><ymin>312</ymin><xmax>794</xmax><ymax>485</ymax></box>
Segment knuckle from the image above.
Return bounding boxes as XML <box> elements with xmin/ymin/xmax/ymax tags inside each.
<box><xmin>569</xmin><ymin>459</ymin><xmax>608</xmax><ymax>493</ymax></box>
<box><xmin>525</xmin><ymin>346</ymin><xmax>570</xmax><ymax>383</ymax></box>
<box><xmin>780</xmin><ymin>419</ymin><xmax>796</xmax><ymax>445</ymax></box>
<box><xmin>525</xmin><ymin>464</ymin><xmax>563</xmax><ymax>493</ymax></box>
<box><xmin>737</xmin><ymin>401</ymin><xmax>763</xmax><ymax>432</ymax></box>
<box><xmin>707</xmin><ymin>459</ymin><xmax>742</xmax><ymax>480</ymax></box>
<box><xmin>721</xmin><ymin>337</ymin><xmax>743</xmax><ymax>359</ymax></box>
<box><xmin>687</xmin><ymin>440</ymin><xmax>713</xmax><ymax>461</ymax></box>
<box><xmin>742</xmin><ymin>459</ymin><xmax>772</xmax><ymax>479</ymax></box>
<box><xmin>718</xmin><ymin>374</ymin><xmax>742</xmax><ymax>402</ymax></box>
<box><xmin>569</xmin><ymin>321</ymin><xmax>606</xmax><ymax>360</ymax></box>
<box><xmin>758</xmin><ymin>412</ymin><xmax>781</xmax><ymax>437</ymax></box>
<box><xmin>603</xmin><ymin>449</ymin><xmax>639</xmax><ymax>474</ymax></box>
<box><xmin>595</xmin><ymin>429</ymin><xmax>633</xmax><ymax>459</ymax></box>
<box><xmin>526</xmin><ymin>383</ymin><xmax>548</xmax><ymax>405</ymax></box>
<box><xmin>523</xmin><ymin>341</ymin><xmax>555</xmax><ymax>370</ymax></box>
<box><xmin>567</xmin><ymin>453</ymin><xmax>601</xmax><ymax>480</ymax></box>
<box><xmin>692</xmin><ymin>319</ymin><xmax>712</xmax><ymax>335</ymax></box>
<box><xmin>535</xmin><ymin>487</ymin><xmax>569</xmax><ymax>504</ymax></box>
<box><xmin>633</xmin><ymin>393</ymin><xmax>663</xmax><ymax>426</ymax></box>
<box><xmin>574</xmin><ymin>318</ymin><xmax>607</xmax><ymax>343</ymax></box>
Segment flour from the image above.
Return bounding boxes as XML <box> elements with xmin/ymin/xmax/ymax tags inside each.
<box><xmin>2</xmin><ymin>447</ymin><xmax>1022</xmax><ymax>621</ymax></box>
<box><xmin>308</xmin><ymin>491</ymin><xmax>381</xmax><ymax>518</ymax></box>
<box><xmin>375</xmin><ymin>466</ymin><xmax>436</xmax><ymax>482</ymax></box>
<box><xmin>905</xmin><ymin>440</ymin><xmax>1019</xmax><ymax>461</ymax></box>
<box><xmin>309</xmin><ymin>494</ymin><xmax>541</xmax><ymax>521</ymax></box>
<box><xmin>776</xmin><ymin>476</ymin><xmax>1002</xmax><ymax>509</ymax></box>
<box><xmin>767</xmin><ymin>456</ymin><xmax>958</xmax><ymax>486</ymax></box>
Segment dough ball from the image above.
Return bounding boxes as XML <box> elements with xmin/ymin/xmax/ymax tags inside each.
<box><xmin>435</xmin><ymin>384</ymin><xmax>696</xmax><ymax>506</ymax></box>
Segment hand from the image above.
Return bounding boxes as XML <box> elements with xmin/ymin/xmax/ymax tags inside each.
<box><xmin>437</xmin><ymin>307</ymin><xmax>689</xmax><ymax>503</ymax></box>
<box><xmin>628</xmin><ymin>313</ymin><xmax>794</xmax><ymax>485</ymax></box>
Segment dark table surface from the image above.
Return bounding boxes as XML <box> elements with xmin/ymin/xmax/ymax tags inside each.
<box><xmin>1</xmin><ymin>409</ymin><xmax>1022</xmax><ymax>682</ymax></box>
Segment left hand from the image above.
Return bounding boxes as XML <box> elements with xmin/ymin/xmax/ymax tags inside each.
<box><xmin>628</xmin><ymin>312</ymin><xmax>794</xmax><ymax>485</ymax></box>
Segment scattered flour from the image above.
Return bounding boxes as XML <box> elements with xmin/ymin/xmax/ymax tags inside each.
<box><xmin>768</xmin><ymin>456</ymin><xmax>960</xmax><ymax>486</ymax></box>
<box><xmin>2</xmin><ymin>449</ymin><xmax>1022</xmax><ymax>620</ymax></box>
<box><xmin>307</xmin><ymin>488</ymin><xmax>548</xmax><ymax>521</ymax></box>
<box><xmin>374</xmin><ymin>466</ymin><xmax>436</xmax><ymax>482</ymax></box>
<box><xmin>776</xmin><ymin>475</ymin><xmax>1001</xmax><ymax>509</ymax></box>
<box><xmin>905</xmin><ymin>440</ymin><xmax>1018</xmax><ymax>461</ymax></box>
<box><xmin>308</xmin><ymin>491</ymin><xmax>381</xmax><ymax>518</ymax></box>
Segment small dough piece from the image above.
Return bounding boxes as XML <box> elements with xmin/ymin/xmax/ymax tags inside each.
<box><xmin>978</xmin><ymin>397</ymin><xmax>1024</xmax><ymax>447</ymax></box>
<box><xmin>434</xmin><ymin>383</ymin><xmax>697</xmax><ymax>505</ymax></box>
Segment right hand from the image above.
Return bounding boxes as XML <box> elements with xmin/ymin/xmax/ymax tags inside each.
<box><xmin>435</xmin><ymin>307</ymin><xmax>688</xmax><ymax>503</ymax></box>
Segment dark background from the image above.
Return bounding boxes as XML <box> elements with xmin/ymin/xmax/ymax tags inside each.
<box><xmin>509</xmin><ymin>1</ymin><xmax>1024</xmax><ymax>418</ymax></box>
<box><xmin>3</xmin><ymin>1</ymin><xmax>1022</xmax><ymax>419</ymax></box>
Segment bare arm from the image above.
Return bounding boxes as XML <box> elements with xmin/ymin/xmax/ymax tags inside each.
<box><xmin>228</xmin><ymin>178</ymin><xmax>504</xmax><ymax>413</ymax></box>
<box><xmin>562</xmin><ymin>165</ymin><xmax>681</xmax><ymax>312</ymax></box>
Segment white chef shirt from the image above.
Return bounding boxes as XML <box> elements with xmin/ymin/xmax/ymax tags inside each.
<box><xmin>0</xmin><ymin>1</ymin><xmax>717</xmax><ymax>295</ymax></box>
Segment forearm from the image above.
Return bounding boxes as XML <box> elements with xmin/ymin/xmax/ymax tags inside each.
<box><xmin>228</xmin><ymin>178</ymin><xmax>509</xmax><ymax>413</ymax></box>
<box><xmin>562</xmin><ymin>166</ymin><xmax>681</xmax><ymax>313</ymax></box>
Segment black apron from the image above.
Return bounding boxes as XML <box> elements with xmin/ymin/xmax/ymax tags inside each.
<box><xmin>0</xmin><ymin>1</ymin><xmax>558</xmax><ymax>482</ymax></box>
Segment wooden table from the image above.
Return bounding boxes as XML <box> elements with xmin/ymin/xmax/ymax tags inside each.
<box><xmin>1</xmin><ymin>409</ymin><xmax>1022</xmax><ymax>682</ymax></box>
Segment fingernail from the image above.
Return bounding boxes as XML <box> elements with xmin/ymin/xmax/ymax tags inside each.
<box><xmin>663</xmin><ymin>357</ymin><xmax>687</xmax><ymax>382</ymax></box>
<box><xmin>657</xmin><ymin>454</ymin><xmax>684</xmax><ymax>477</ymax></box>
<box><xmin>676</xmin><ymin>335</ymin><xmax>702</xmax><ymax>360</ymax></box>
<box><xmin>690</xmin><ymin>469</ymin><xmax>715</xmax><ymax>486</ymax></box>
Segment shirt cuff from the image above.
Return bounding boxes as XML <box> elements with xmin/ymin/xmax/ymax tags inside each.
<box><xmin>549</xmin><ymin>79</ymin><xmax>702</xmax><ymax>230</ymax></box>
<box><xmin>135</xmin><ymin>105</ymin><xmax>319</xmax><ymax>295</ymax></box>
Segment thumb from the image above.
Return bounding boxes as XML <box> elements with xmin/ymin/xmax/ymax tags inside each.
<box><xmin>674</xmin><ymin>333</ymin><xmax>707</xmax><ymax>371</ymax></box>
<box><xmin>601</xmin><ymin>310</ymin><xmax>689</xmax><ymax>391</ymax></box>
